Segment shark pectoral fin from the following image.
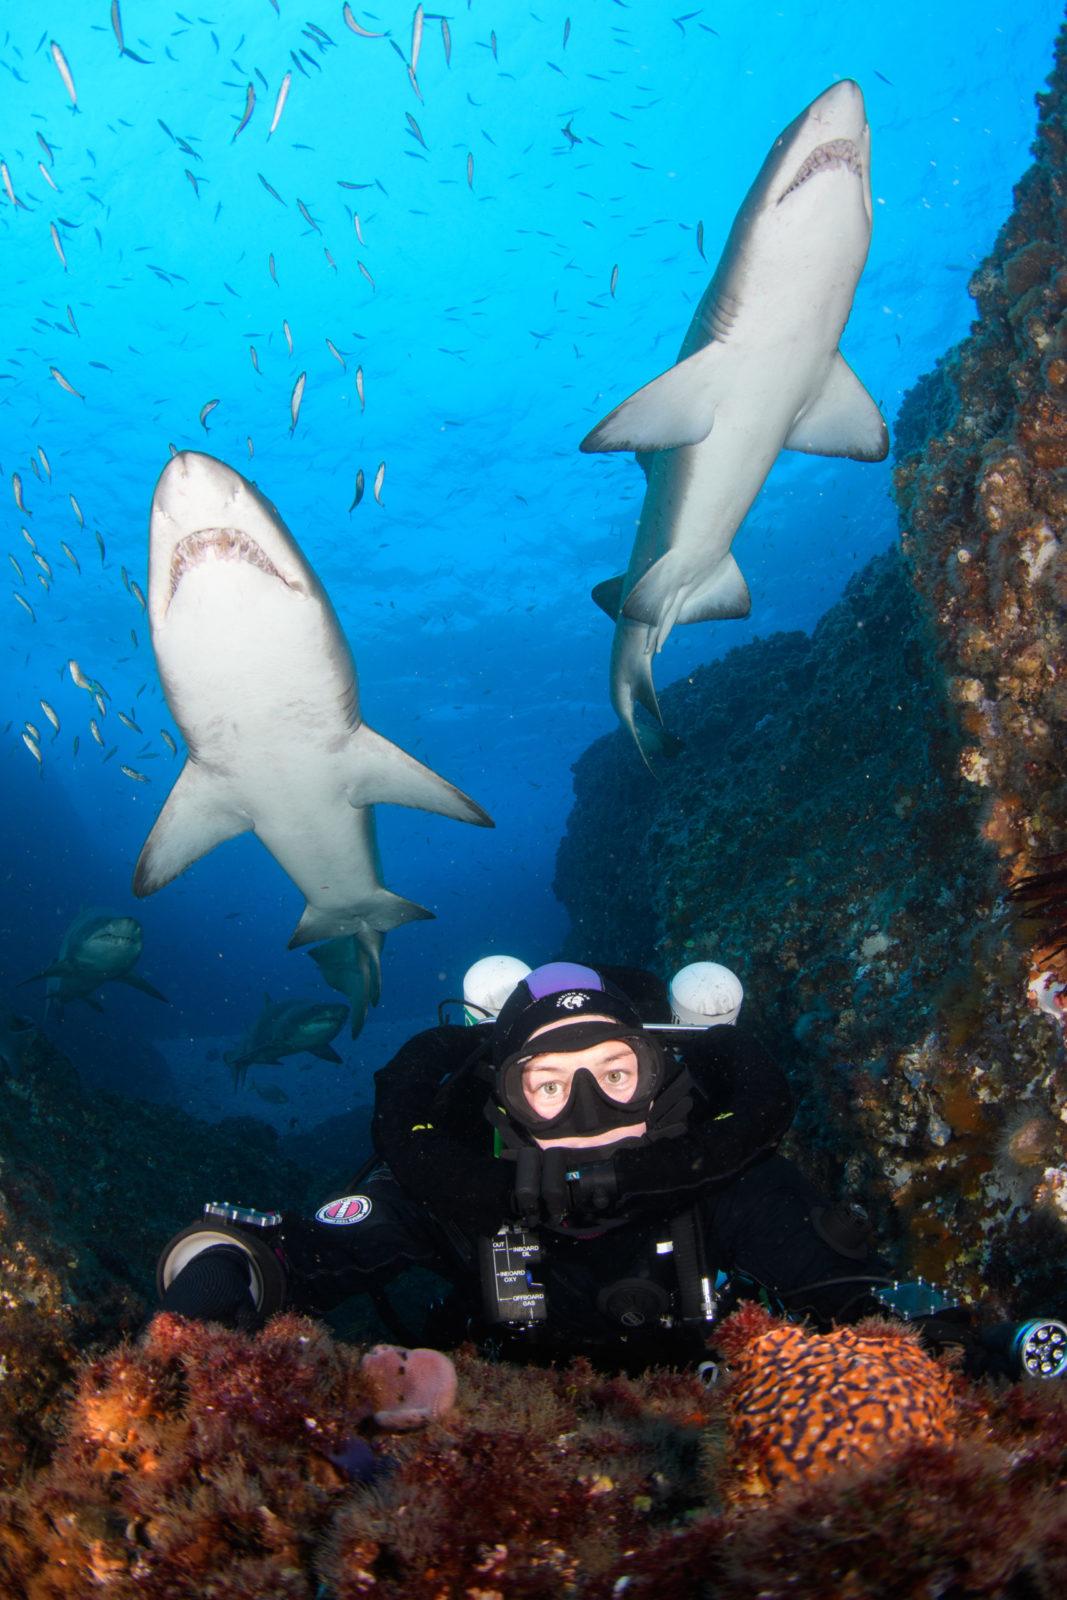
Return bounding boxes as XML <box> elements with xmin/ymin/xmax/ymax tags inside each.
<box><xmin>289</xmin><ymin>893</ymin><xmax>432</xmax><ymax>950</ymax></box>
<box><xmin>115</xmin><ymin>973</ymin><xmax>169</xmax><ymax>1003</ymax></box>
<box><xmin>592</xmin><ymin>575</ymin><xmax>626</xmax><ymax>619</ymax></box>
<box><xmin>78</xmin><ymin>995</ymin><xmax>105</xmax><ymax>1013</ymax></box>
<box><xmin>580</xmin><ymin>345</ymin><xmax>722</xmax><ymax>453</ymax></box>
<box><xmin>785</xmin><ymin>353</ymin><xmax>889</xmax><ymax>461</ymax></box>
<box><xmin>19</xmin><ymin>961</ymin><xmax>73</xmax><ymax>985</ymax></box>
<box><xmin>678</xmin><ymin>554</ymin><xmax>753</xmax><ymax>622</ymax></box>
<box><xmin>133</xmin><ymin>762</ymin><xmax>252</xmax><ymax>896</ymax></box>
<box><xmin>346</xmin><ymin>726</ymin><xmax>494</xmax><ymax>827</ymax></box>
<box><xmin>311</xmin><ymin>1043</ymin><xmax>343</xmax><ymax>1063</ymax></box>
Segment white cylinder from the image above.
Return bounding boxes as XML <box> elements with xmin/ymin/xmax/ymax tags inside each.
<box><xmin>669</xmin><ymin>962</ymin><xmax>743</xmax><ymax>1027</ymax></box>
<box><xmin>461</xmin><ymin>955</ymin><xmax>532</xmax><ymax>1024</ymax></box>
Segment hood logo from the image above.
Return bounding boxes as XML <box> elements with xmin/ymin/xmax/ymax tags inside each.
<box><xmin>315</xmin><ymin>1194</ymin><xmax>373</xmax><ymax>1226</ymax></box>
<box><xmin>555</xmin><ymin>992</ymin><xmax>588</xmax><ymax>1011</ymax></box>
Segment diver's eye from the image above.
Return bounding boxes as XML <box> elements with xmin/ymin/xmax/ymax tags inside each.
<box><xmin>532</xmin><ymin>1080</ymin><xmax>563</xmax><ymax>1100</ymax></box>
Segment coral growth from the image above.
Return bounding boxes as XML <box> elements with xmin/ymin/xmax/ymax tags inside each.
<box><xmin>2</xmin><ymin>1309</ymin><xmax>1067</xmax><ymax>1599</ymax></box>
<box><xmin>713</xmin><ymin>1304</ymin><xmax>959</xmax><ymax>1498</ymax></box>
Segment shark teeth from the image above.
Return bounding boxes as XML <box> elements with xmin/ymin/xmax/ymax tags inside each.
<box><xmin>778</xmin><ymin>138</ymin><xmax>861</xmax><ymax>203</ymax></box>
<box><xmin>168</xmin><ymin>526</ymin><xmax>292</xmax><ymax>604</ymax></box>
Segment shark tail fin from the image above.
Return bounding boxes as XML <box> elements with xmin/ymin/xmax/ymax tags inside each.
<box><xmin>133</xmin><ymin>761</ymin><xmax>252</xmax><ymax>896</ymax></box>
<box><xmin>630</xmin><ymin>717</ymin><xmax>684</xmax><ymax>775</ymax></box>
<box><xmin>345</xmin><ymin>725</ymin><xmax>493</xmax><ymax>827</ymax></box>
<box><xmin>288</xmin><ymin>893</ymin><xmax>433</xmax><ymax>950</ymax></box>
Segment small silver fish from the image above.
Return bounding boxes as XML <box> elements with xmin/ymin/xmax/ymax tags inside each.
<box><xmin>353</xmin><ymin>212</ymin><xmax>365</xmax><ymax>245</ymax></box>
<box><xmin>95</xmin><ymin>530</ymin><xmax>106</xmax><ymax>563</ymax></box>
<box><xmin>200</xmin><ymin>398</ymin><xmax>219</xmax><ymax>430</ymax></box>
<box><xmin>13</xmin><ymin>592</ymin><xmax>35</xmax><ymax>622</ymax></box>
<box><xmin>610</xmin><ymin>263</ymin><xmax>619</xmax><ymax>297</ymax></box>
<box><xmin>358</xmin><ymin>260</ymin><xmax>375</xmax><ymax>290</ymax></box>
<box><xmin>161</xmin><ymin>730</ymin><xmax>178</xmax><ymax>756</ymax></box>
<box><xmin>24</xmin><ymin>721</ymin><xmax>41</xmax><ymax>742</ymax></box>
<box><xmin>40</xmin><ymin>700</ymin><xmax>60</xmax><ymax>736</ymax></box>
<box><xmin>89</xmin><ymin>718</ymin><xmax>105</xmax><ymax>747</ymax></box>
<box><xmin>118</xmin><ymin>711</ymin><xmax>142</xmax><ymax>733</ymax></box>
<box><xmin>349</xmin><ymin>469</ymin><xmax>365</xmax><ymax>512</ymax></box>
<box><xmin>283</xmin><ymin>318</ymin><xmax>293</xmax><ymax>354</ymax></box>
<box><xmin>289</xmin><ymin>370</ymin><xmax>306</xmax><ymax>434</ymax></box>
<box><xmin>33</xmin><ymin>552</ymin><xmax>53</xmax><ymax>579</ymax></box>
<box><xmin>249</xmin><ymin>345</ymin><xmax>260</xmax><ymax>373</ymax></box>
<box><xmin>69</xmin><ymin>660</ymin><xmax>92</xmax><ymax>690</ymax></box>
<box><xmin>268</xmin><ymin>71</ymin><xmax>292</xmax><ymax>138</ymax></box>
<box><xmin>233</xmin><ymin>82</ymin><xmax>256</xmax><ymax>141</ymax></box>
<box><xmin>269</xmin><ymin>252</ymin><xmax>279</xmax><ymax>285</ymax></box>
<box><xmin>696</xmin><ymin>219</ymin><xmax>705</xmax><ymax>260</ymax></box>
<box><xmin>326</xmin><ymin>337</ymin><xmax>345</xmax><ymax>370</ymax></box>
<box><xmin>355</xmin><ymin>366</ymin><xmax>365</xmax><ymax>410</ymax></box>
<box><xmin>8</xmin><ymin>554</ymin><xmax>24</xmax><ymax>582</ymax></box>
<box><xmin>411</xmin><ymin>4</ymin><xmax>424</xmax><ymax>75</ymax></box>
<box><xmin>121</xmin><ymin>765</ymin><xmax>150</xmax><ymax>783</ymax></box>
<box><xmin>94</xmin><ymin>692</ymin><xmax>107</xmax><ymax>717</ymax></box>
<box><xmin>69</xmin><ymin>493</ymin><xmax>84</xmax><ymax>526</ymax></box>
<box><xmin>130</xmin><ymin>580</ymin><xmax>147</xmax><ymax>611</ymax></box>
<box><xmin>406</xmin><ymin>112</ymin><xmax>426</xmax><ymax>149</ymax></box>
<box><xmin>441</xmin><ymin>16</ymin><xmax>451</xmax><ymax>65</ymax></box>
<box><xmin>247</xmin><ymin>435</ymin><xmax>255</xmax><ymax>458</ymax></box>
<box><xmin>22</xmin><ymin>732</ymin><xmax>42</xmax><ymax>767</ymax></box>
<box><xmin>21</xmin><ymin>527</ymin><xmax>36</xmax><ymax>549</ymax></box>
<box><xmin>343</xmin><ymin>6</ymin><xmax>384</xmax><ymax>38</ymax></box>
<box><xmin>12</xmin><ymin>473</ymin><xmax>28</xmax><ymax>514</ymax></box>
<box><xmin>60</xmin><ymin>541</ymin><xmax>80</xmax><ymax>573</ymax></box>
<box><xmin>38</xmin><ymin>446</ymin><xmax>52</xmax><ymax>480</ymax></box>
<box><xmin>467</xmin><ymin>151</ymin><xmax>474</xmax><ymax>189</ymax></box>
<box><xmin>50</xmin><ymin>367</ymin><xmax>84</xmax><ymax>398</ymax></box>
<box><xmin>373</xmin><ymin>461</ymin><xmax>386</xmax><ymax>504</ymax></box>
<box><xmin>50</xmin><ymin>222</ymin><xmax>67</xmax><ymax>271</ymax></box>
<box><xmin>1</xmin><ymin>161</ymin><xmax>20</xmax><ymax>208</ymax></box>
<box><xmin>38</xmin><ymin>161</ymin><xmax>59</xmax><ymax>193</ymax></box>
<box><xmin>50</xmin><ymin>40</ymin><xmax>78</xmax><ymax>109</ymax></box>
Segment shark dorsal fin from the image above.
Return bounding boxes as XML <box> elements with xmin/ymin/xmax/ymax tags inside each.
<box><xmin>785</xmin><ymin>352</ymin><xmax>889</xmax><ymax>461</ymax></box>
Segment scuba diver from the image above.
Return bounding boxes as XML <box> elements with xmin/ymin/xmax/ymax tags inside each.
<box><xmin>157</xmin><ymin>959</ymin><xmax>1067</xmax><ymax>1383</ymax></box>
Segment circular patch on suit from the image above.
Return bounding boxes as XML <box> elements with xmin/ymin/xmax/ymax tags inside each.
<box><xmin>315</xmin><ymin>1194</ymin><xmax>373</xmax><ymax>1226</ymax></box>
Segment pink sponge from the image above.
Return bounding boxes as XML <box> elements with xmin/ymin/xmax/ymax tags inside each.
<box><xmin>359</xmin><ymin>1344</ymin><xmax>458</xmax><ymax>1430</ymax></box>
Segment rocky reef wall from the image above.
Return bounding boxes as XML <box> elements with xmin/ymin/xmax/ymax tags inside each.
<box><xmin>556</xmin><ymin>30</ymin><xmax>1067</xmax><ymax>1313</ymax></box>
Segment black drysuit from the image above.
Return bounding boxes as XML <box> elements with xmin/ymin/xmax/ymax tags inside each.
<box><xmin>161</xmin><ymin>1022</ymin><xmax>892</xmax><ymax>1364</ymax></box>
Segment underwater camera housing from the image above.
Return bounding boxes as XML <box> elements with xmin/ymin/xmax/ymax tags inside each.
<box><xmin>157</xmin><ymin>1200</ymin><xmax>288</xmax><ymax>1317</ymax></box>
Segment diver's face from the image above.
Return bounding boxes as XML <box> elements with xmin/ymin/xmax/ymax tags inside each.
<box><xmin>521</xmin><ymin>1019</ymin><xmax>647</xmax><ymax>1149</ymax></box>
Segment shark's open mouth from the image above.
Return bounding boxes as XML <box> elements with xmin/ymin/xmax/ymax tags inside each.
<box><xmin>168</xmin><ymin>526</ymin><xmax>290</xmax><ymax>604</ymax></box>
<box><xmin>778</xmin><ymin>138</ymin><xmax>862</xmax><ymax>203</ymax></box>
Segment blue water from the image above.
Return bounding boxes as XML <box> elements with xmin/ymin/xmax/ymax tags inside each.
<box><xmin>0</xmin><ymin>1</ymin><xmax>1059</xmax><ymax>1131</ymax></box>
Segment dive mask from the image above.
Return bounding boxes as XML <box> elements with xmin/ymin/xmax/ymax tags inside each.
<box><xmin>497</xmin><ymin>1021</ymin><xmax>665</xmax><ymax>1141</ymax></box>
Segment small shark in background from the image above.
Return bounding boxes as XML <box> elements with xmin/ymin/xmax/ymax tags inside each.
<box><xmin>133</xmin><ymin>451</ymin><xmax>493</xmax><ymax>948</ymax></box>
<box><xmin>307</xmin><ymin>925</ymin><xmax>382</xmax><ymax>1039</ymax></box>
<box><xmin>224</xmin><ymin>996</ymin><xmax>350</xmax><ymax>1088</ymax></box>
<box><xmin>582</xmin><ymin>79</ymin><xmax>889</xmax><ymax>765</ymax></box>
<box><xmin>22</xmin><ymin>911</ymin><xmax>168</xmax><ymax>1014</ymax></box>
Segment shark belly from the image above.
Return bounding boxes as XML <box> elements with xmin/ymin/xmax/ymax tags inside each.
<box><xmin>135</xmin><ymin>453</ymin><xmax>489</xmax><ymax>947</ymax></box>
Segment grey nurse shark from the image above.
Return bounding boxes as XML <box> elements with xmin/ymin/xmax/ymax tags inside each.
<box><xmin>307</xmin><ymin>925</ymin><xmax>382</xmax><ymax>1040</ymax></box>
<box><xmin>23</xmin><ymin>911</ymin><xmax>168</xmax><ymax>1014</ymax></box>
<box><xmin>224</xmin><ymin>996</ymin><xmax>349</xmax><ymax>1087</ymax></box>
<box><xmin>133</xmin><ymin>451</ymin><xmax>493</xmax><ymax>947</ymax></box>
<box><xmin>582</xmin><ymin>79</ymin><xmax>889</xmax><ymax>764</ymax></box>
